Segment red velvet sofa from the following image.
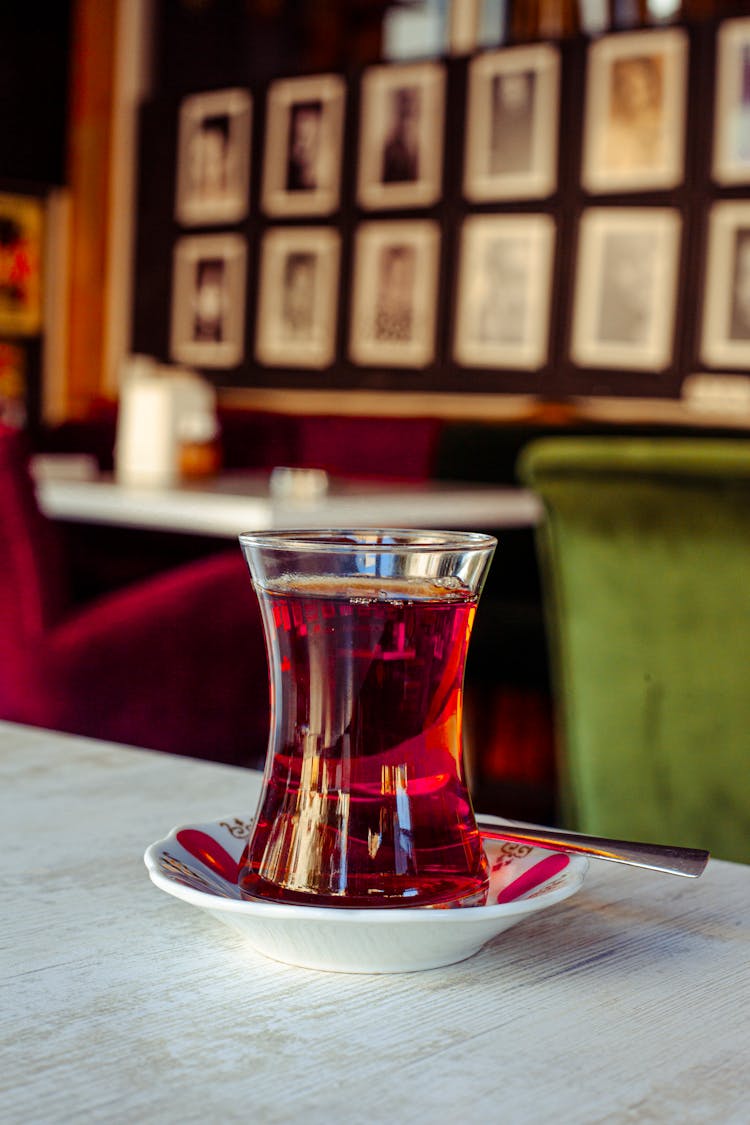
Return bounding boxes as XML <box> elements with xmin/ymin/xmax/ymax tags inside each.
<box><xmin>0</xmin><ymin>424</ymin><xmax>269</xmax><ymax>767</ymax></box>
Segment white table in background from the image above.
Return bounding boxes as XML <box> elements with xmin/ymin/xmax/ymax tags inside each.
<box><xmin>1</xmin><ymin>721</ymin><xmax>748</xmax><ymax>1124</ymax></box>
<box><xmin>33</xmin><ymin>464</ymin><xmax>542</xmax><ymax>538</ymax></box>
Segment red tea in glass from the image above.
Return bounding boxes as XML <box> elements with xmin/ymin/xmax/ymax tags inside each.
<box><xmin>238</xmin><ymin>530</ymin><xmax>496</xmax><ymax>909</ymax></box>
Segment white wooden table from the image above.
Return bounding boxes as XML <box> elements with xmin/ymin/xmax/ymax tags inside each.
<box><xmin>32</xmin><ymin>463</ymin><xmax>542</xmax><ymax>538</ymax></box>
<box><xmin>2</xmin><ymin>721</ymin><xmax>748</xmax><ymax>1124</ymax></box>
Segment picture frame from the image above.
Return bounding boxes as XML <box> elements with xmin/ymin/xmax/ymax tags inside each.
<box><xmin>700</xmin><ymin>201</ymin><xmax>750</xmax><ymax>370</ymax></box>
<box><xmin>170</xmin><ymin>234</ymin><xmax>247</xmax><ymax>368</ymax></box>
<box><xmin>712</xmin><ymin>18</ymin><xmax>750</xmax><ymax>186</ymax></box>
<box><xmin>0</xmin><ymin>193</ymin><xmax>43</xmax><ymax>336</ymax></box>
<box><xmin>570</xmin><ymin>207</ymin><xmax>682</xmax><ymax>371</ymax></box>
<box><xmin>581</xmin><ymin>28</ymin><xmax>688</xmax><ymax>194</ymax></box>
<box><xmin>174</xmin><ymin>88</ymin><xmax>252</xmax><ymax>227</ymax></box>
<box><xmin>255</xmin><ymin>227</ymin><xmax>341</xmax><ymax>369</ymax></box>
<box><xmin>356</xmin><ymin>62</ymin><xmax>446</xmax><ymax>211</ymax></box>
<box><xmin>463</xmin><ymin>44</ymin><xmax>560</xmax><ymax>202</ymax></box>
<box><xmin>261</xmin><ymin>74</ymin><xmax>346</xmax><ymax>217</ymax></box>
<box><xmin>349</xmin><ymin>220</ymin><xmax>440</xmax><ymax>368</ymax></box>
<box><xmin>453</xmin><ymin>213</ymin><xmax>556</xmax><ymax>370</ymax></box>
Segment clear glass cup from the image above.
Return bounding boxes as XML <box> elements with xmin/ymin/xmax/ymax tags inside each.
<box><xmin>238</xmin><ymin>528</ymin><xmax>497</xmax><ymax>909</ymax></box>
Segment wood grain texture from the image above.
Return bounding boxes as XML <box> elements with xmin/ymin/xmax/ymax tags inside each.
<box><xmin>1</xmin><ymin>721</ymin><xmax>748</xmax><ymax>1124</ymax></box>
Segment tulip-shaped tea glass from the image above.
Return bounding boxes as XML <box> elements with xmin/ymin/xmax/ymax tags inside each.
<box><xmin>238</xmin><ymin>528</ymin><xmax>497</xmax><ymax>909</ymax></box>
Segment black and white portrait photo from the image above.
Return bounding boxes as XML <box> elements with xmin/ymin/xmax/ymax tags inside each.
<box><xmin>571</xmin><ymin>207</ymin><xmax>681</xmax><ymax>371</ymax></box>
<box><xmin>262</xmin><ymin>74</ymin><xmax>345</xmax><ymax>217</ymax></box>
<box><xmin>464</xmin><ymin>44</ymin><xmax>559</xmax><ymax>202</ymax></box>
<box><xmin>596</xmin><ymin>230</ymin><xmax>657</xmax><ymax>346</ymax></box>
<box><xmin>453</xmin><ymin>214</ymin><xmax>555</xmax><ymax>369</ymax></box>
<box><xmin>729</xmin><ymin>228</ymin><xmax>750</xmax><ymax>341</ymax></box>
<box><xmin>281</xmin><ymin>252</ymin><xmax>317</xmax><ymax>339</ymax></box>
<box><xmin>192</xmin><ymin>257</ymin><xmax>228</xmax><ymax>344</ymax></box>
<box><xmin>381</xmin><ymin>86</ymin><xmax>421</xmax><ymax>184</ymax></box>
<box><xmin>175</xmin><ymin>89</ymin><xmax>252</xmax><ymax>226</ymax></box>
<box><xmin>286</xmin><ymin>102</ymin><xmax>323</xmax><ymax>191</ymax></box>
<box><xmin>374</xmin><ymin>243</ymin><xmax>417</xmax><ymax>343</ymax></box>
<box><xmin>170</xmin><ymin>234</ymin><xmax>247</xmax><ymax>368</ymax></box>
<box><xmin>357</xmin><ymin>62</ymin><xmax>445</xmax><ymax>210</ymax></box>
<box><xmin>701</xmin><ymin>202</ymin><xmax>750</xmax><ymax>370</ymax></box>
<box><xmin>582</xmin><ymin>28</ymin><xmax>687</xmax><ymax>193</ymax></box>
<box><xmin>713</xmin><ymin>17</ymin><xmax>750</xmax><ymax>185</ymax></box>
<box><xmin>605</xmin><ymin>54</ymin><xmax>665</xmax><ymax>174</ymax></box>
<box><xmin>349</xmin><ymin>221</ymin><xmax>440</xmax><ymax>367</ymax></box>
<box><xmin>255</xmin><ymin>227</ymin><xmax>340</xmax><ymax>369</ymax></box>
<box><xmin>489</xmin><ymin>71</ymin><xmax>536</xmax><ymax>176</ymax></box>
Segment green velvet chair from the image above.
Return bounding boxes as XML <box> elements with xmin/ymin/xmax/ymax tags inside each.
<box><xmin>518</xmin><ymin>437</ymin><xmax>750</xmax><ymax>863</ymax></box>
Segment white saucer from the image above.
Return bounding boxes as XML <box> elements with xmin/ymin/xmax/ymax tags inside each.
<box><xmin>144</xmin><ymin>813</ymin><xmax>588</xmax><ymax>973</ymax></box>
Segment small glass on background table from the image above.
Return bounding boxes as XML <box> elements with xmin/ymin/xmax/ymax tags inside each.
<box><xmin>238</xmin><ymin>528</ymin><xmax>497</xmax><ymax>910</ymax></box>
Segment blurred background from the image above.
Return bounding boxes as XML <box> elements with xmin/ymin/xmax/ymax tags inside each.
<box><xmin>2</xmin><ymin>0</ymin><xmax>750</xmax><ymax>855</ymax></box>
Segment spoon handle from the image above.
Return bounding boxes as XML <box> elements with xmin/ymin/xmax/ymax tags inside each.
<box><xmin>477</xmin><ymin>820</ymin><xmax>709</xmax><ymax>878</ymax></box>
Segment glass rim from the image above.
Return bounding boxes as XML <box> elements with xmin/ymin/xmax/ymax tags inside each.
<box><xmin>238</xmin><ymin>527</ymin><xmax>497</xmax><ymax>554</ymax></box>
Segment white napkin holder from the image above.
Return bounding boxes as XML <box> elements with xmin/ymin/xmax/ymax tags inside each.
<box><xmin>115</xmin><ymin>358</ymin><xmax>218</xmax><ymax>487</ymax></box>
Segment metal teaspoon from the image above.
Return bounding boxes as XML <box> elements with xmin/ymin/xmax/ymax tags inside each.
<box><xmin>477</xmin><ymin>818</ymin><xmax>709</xmax><ymax>878</ymax></box>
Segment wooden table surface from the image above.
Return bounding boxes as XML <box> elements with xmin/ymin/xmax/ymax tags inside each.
<box><xmin>2</xmin><ymin>721</ymin><xmax>748</xmax><ymax>1123</ymax></box>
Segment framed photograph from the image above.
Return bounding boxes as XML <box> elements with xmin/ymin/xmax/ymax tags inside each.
<box><xmin>356</xmin><ymin>62</ymin><xmax>445</xmax><ymax>211</ymax></box>
<box><xmin>174</xmin><ymin>88</ymin><xmax>252</xmax><ymax>226</ymax></box>
<box><xmin>712</xmin><ymin>18</ymin><xmax>750</xmax><ymax>186</ymax></box>
<box><xmin>170</xmin><ymin>234</ymin><xmax>247</xmax><ymax>368</ymax></box>
<box><xmin>701</xmin><ymin>201</ymin><xmax>750</xmax><ymax>370</ymax></box>
<box><xmin>570</xmin><ymin>207</ymin><xmax>682</xmax><ymax>371</ymax></box>
<box><xmin>463</xmin><ymin>44</ymin><xmax>560</xmax><ymax>202</ymax></box>
<box><xmin>261</xmin><ymin>74</ymin><xmax>346</xmax><ymax>217</ymax></box>
<box><xmin>349</xmin><ymin>220</ymin><xmax>440</xmax><ymax>368</ymax></box>
<box><xmin>0</xmin><ymin>193</ymin><xmax>43</xmax><ymax>336</ymax></box>
<box><xmin>581</xmin><ymin>28</ymin><xmax>688</xmax><ymax>194</ymax></box>
<box><xmin>453</xmin><ymin>214</ymin><xmax>556</xmax><ymax>370</ymax></box>
<box><xmin>255</xmin><ymin>228</ymin><xmax>340</xmax><ymax>369</ymax></box>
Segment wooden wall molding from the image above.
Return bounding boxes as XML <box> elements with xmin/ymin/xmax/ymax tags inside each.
<box><xmin>64</xmin><ymin>0</ymin><xmax>118</xmax><ymax>417</ymax></box>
